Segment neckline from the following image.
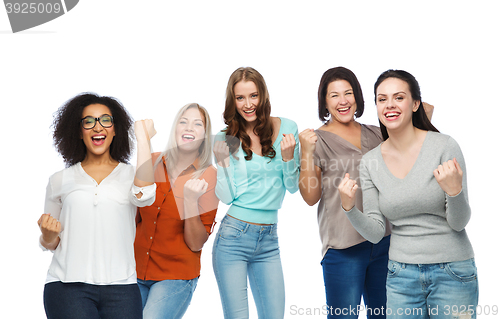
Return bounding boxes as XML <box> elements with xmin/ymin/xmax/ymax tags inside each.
<box><xmin>317</xmin><ymin>123</ymin><xmax>365</xmax><ymax>152</ymax></box>
<box><xmin>251</xmin><ymin>117</ymin><xmax>283</xmax><ymax>158</ymax></box>
<box><xmin>378</xmin><ymin>131</ymin><xmax>430</xmax><ymax>181</ymax></box>
<box><xmin>77</xmin><ymin>162</ymin><xmax>122</xmax><ymax>185</ymax></box>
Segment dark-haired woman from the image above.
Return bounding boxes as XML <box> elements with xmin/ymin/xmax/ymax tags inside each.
<box><xmin>212</xmin><ymin>67</ymin><xmax>300</xmax><ymax>319</ymax></box>
<box><xmin>339</xmin><ymin>70</ymin><xmax>477</xmax><ymax>318</ymax></box>
<box><xmin>299</xmin><ymin>67</ymin><xmax>433</xmax><ymax>319</ymax></box>
<box><xmin>38</xmin><ymin>93</ymin><xmax>156</xmax><ymax>319</ymax></box>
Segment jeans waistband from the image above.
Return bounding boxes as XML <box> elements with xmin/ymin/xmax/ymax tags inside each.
<box><xmin>222</xmin><ymin>214</ymin><xmax>277</xmax><ymax>234</ymax></box>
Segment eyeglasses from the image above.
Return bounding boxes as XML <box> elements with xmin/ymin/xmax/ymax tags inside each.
<box><xmin>81</xmin><ymin>114</ymin><xmax>114</xmax><ymax>130</ymax></box>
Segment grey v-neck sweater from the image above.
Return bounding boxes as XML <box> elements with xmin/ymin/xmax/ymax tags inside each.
<box><xmin>345</xmin><ymin>131</ymin><xmax>474</xmax><ymax>264</ymax></box>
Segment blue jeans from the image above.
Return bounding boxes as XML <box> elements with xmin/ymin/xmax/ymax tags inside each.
<box><xmin>137</xmin><ymin>278</ymin><xmax>198</xmax><ymax>319</ymax></box>
<box><xmin>43</xmin><ymin>282</ymin><xmax>142</xmax><ymax>319</ymax></box>
<box><xmin>212</xmin><ymin>214</ymin><xmax>285</xmax><ymax>319</ymax></box>
<box><xmin>386</xmin><ymin>259</ymin><xmax>479</xmax><ymax>318</ymax></box>
<box><xmin>321</xmin><ymin>235</ymin><xmax>390</xmax><ymax>319</ymax></box>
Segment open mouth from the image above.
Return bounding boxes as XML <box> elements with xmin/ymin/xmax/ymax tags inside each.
<box><xmin>384</xmin><ymin>112</ymin><xmax>401</xmax><ymax>120</ymax></box>
<box><xmin>91</xmin><ymin>135</ymin><xmax>106</xmax><ymax>146</ymax></box>
<box><xmin>182</xmin><ymin>134</ymin><xmax>196</xmax><ymax>142</ymax></box>
<box><xmin>242</xmin><ymin>109</ymin><xmax>256</xmax><ymax>116</ymax></box>
<box><xmin>337</xmin><ymin>107</ymin><xmax>351</xmax><ymax>115</ymax></box>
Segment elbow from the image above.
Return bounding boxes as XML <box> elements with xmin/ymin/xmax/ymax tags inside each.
<box><xmin>184</xmin><ymin>236</ymin><xmax>208</xmax><ymax>252</ymax></box>
<box><xmin>304</xmin><ymin>197</ymin><xmax>319</xmax><ymax>206</ymax></box>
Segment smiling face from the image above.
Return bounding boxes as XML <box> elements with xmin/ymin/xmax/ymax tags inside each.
<box><xmin>325</xmin><ymin>80</ymin><xmax>357</xmax><ymax>124</ymax></box>
<box><xmin>175</xmin><ymin>106</ymin><xmax>206</xmax><ymax>154</ymax></box>
<box><xmin>376</xmin><ymin>77</ymin><xmax>419</xmax><ymax>132</ymax></box>
<box><xmin>80</xmin><ymin>103</ymin><xmax>115</xmax><ymax>159</ymax></box>
<box><xmin>234</xmin><ymin>80</ymin><xmax>260</xmax><ymax>123</ymax></box>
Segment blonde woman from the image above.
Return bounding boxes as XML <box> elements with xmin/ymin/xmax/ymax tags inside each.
<box><xmin>134</xmin><ymin>103</ymin><xmax>219</xmax><ymax>319</ymax></box>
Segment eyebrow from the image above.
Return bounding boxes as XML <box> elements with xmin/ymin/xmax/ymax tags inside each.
<box><xmin>180</xmin><ymin>117</ymin><xmax>203</xmax><ymax>122</ymax></box>
<box><xmin>377</xmin><ymin>91</ymin><xmax>407</xmax><ymax>96</ymax></box>
<box><xmin>330</xmin><ymin>89</ymin><xmax>353</xmax><ymax>94</ymax></box>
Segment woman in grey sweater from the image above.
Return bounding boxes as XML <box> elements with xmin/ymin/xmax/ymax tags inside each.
<box><xmin>339</xmin><ymin>70</ymin><xmax>478</xmax><ymax>319</ymax></box>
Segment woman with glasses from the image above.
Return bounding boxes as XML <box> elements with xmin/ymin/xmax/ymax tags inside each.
<box><xmin>134</xmin><ymin>103</ymin><xmax>218</xmax><ymax>319</ymax></box>
<box><xmin>38</xmin><ymin>93</ymin><xmax>157</xmax><ymax>319</ymax></box>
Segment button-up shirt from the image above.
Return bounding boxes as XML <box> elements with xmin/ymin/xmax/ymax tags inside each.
<box><xmin>135</xmin><ymin>153</ymin><xmax>218</xmax><ymax>281</ymax></box>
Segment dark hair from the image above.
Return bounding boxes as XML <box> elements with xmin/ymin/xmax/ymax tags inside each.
<box><xmin>318</xmin><ymin>67</ymin><xmax>364</xmax><ymax>123</ymax></box>
<box><xmin>223</xmin><ymin>67</ymin><xmax>275</xmax><ymax>160</ymax></box>
<box><xmin>374</xmin><ymin>69</ymin><xmax>439</xmax><ymax>140</ymax></box>
<box><xmin>52</xmin><ymin>93</ymin><xmax>134</xmax><ymax>167</ymax></box>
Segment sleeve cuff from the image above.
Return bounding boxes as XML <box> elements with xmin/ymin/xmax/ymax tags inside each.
<box><xmin>131</xmin><ymin>183</ymin><xmax>157</xmax><ymax>203</ymax></box>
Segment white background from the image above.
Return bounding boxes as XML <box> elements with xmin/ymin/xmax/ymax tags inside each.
<box><xmin>1</xmin><ymin>1</ymin><xmax>499</xmax><ymax>318</ymax></box>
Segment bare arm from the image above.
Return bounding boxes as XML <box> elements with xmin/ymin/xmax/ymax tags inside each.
<box><xmin>299</xmin><ymin>129</ymin><xmax>322</xmax><ymax>206</ymax></box>
<box><xmin>133</xmin><ymin>120</ymin><xmax>156</xmax><ymax>198</ymax></box>
<box><xmin>183</xmin><ymin>179</ymin><xmax>210</xmax><ymax>251</ymax></box>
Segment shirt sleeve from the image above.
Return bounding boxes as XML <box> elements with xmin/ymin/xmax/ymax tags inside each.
<box><xmin>215</xmin><ymin>132</ymin><xmax>238</xmax><ymax>205</ymax></box>
<box><xmin>442</xmin><ymin>137</ymin><xmax>471</xmax><ymax>231</ymax></box>
<box><xmin>130</xmin><ymin>183</ymin><xmax>157</xmax><ymax>207</ymax></box>
<box><xmin>216</xmin><ymin>157</ymin><xmax>237</xmax><ymax>205</ymax></box>
<box><xmin>40</xmin><ymin>176</ymin><xmax>62</xmax><ymax>252</ymax></box>
<box><xmin>343</xmin><ymin>157</ymin><xmax>387</xmax><ymax>244</ymax></box>
<box><xmin>282</xmin><ymin>120</ymin><xmax>300</xmax><ymax>194</ymax></box>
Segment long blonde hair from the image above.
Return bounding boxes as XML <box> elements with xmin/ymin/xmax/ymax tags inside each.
<box><xmin>154</xmin><ymin>103</ymin><xmax>213</xmax><ymax>179</ymax></box>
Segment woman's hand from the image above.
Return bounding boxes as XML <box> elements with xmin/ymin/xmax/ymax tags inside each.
<box><xmin>38</xmin><ymin>214</ymin><xmax>61</xmax><ymax>248</ymax></box>
<box><xmin>338</xmin><ymin>173</ymin><xmax>358</xmax><ymax>211</ymax></box>
<box><xmin>433</xmin><ymin>158</ymin><xmax>463</xmax><ymax>196</ymax></box>
<box><xmin>299</xmin><ymin>129</ymin><xmax>317</xmax><ymax>155</ymax></box>
<box><xmin>134</xmin><ymin>119</ymin><xmax>156</xmax><ymax>142</ymax></box>
<box><xmin>281</xmin><ymin>133</ymin><xmax>296</xmax><ymax>162</ymax></box>
<box><xmin>213</xmin><ymin>140</ymin><xmax>230</xmax><ymax>167</ymax></box>
<box><xmin>184</xmin><ymin>179</ymin><xmax>209</xmax><ymax>202</ymax></box>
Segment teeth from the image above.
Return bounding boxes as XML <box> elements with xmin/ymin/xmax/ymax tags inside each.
<box><xmin>338</xmin><ymin>107</ymin><xmax>350</xmax><ymax>112</ymax></box>
<box><xmin>182</xmin><ymin>135</ymin><xmax>195</xmax><ymax>140</ymax></box>
<box><xmin>385</xmin><ymin>112</ymin><xmax>400</xmax><ymax>118</ymax></box>
<box><xmin>92</xmin><ymin>136</ymin><xmax>105</xmax><ymax>140</ymax></box>
<box><xmin>244</xmin><ymin>109</ymin><xmax>255</xmax><ymax>114</ymax></box>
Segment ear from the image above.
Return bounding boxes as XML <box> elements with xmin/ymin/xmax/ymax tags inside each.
<box><xmin>413</xmin><ymin>100</ymin><xmax>421</xmax><ymax>112</ymax></box>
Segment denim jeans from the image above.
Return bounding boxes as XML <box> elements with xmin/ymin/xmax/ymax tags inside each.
<box><xmin>321</xmin><ymin>235</ymin><xmax>390</xmax><ymax>319</ymax></box>
<box><xmin>137</xmin><ymin>278</ymin><xmax>198</xmax><ymax>319</ymax></box>
<box><xmin>43</xmin><ymin>282</ymin><xmax>142</xmax><ymax>319</ymax></box>
<box><xmin>386</xmin><ymin>259</ymin><xmax>478</xmax><ymax>319</ymax></box>
<box><xmin>212</xmin><ymin>214</ymin><xmax>285</xmax><ymax>319</ymax></box>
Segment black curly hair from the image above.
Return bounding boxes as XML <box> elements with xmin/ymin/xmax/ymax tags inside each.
<box><xmin>52</xmin><ymin>93</ymin><xmax>134</xmax><ymax>167</ymax></box>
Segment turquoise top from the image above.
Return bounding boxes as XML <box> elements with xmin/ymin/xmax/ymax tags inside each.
<box><xmin>215</xmin><ymin>117</ymin><xmax>300</xmax><ymax>224</ymax></box>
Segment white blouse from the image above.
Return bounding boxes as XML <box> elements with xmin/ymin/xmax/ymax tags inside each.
<box><xmin>42</xmin><ymin>162</ymin><xmax>156</xmax><ymax>285</ymax></box>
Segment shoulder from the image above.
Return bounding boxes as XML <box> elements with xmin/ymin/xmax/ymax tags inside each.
<box><xmin>362</xmin><ymin>124</ymin><xmax>383</xmax><ymax>142</ymax></box>
<box><xmin>151</xmin><ymin>152</ymin><xmax>163</xmax><ymax>163</ymax></box>
<box><xmin>362</xmin><ymin>143</ymin><xmax>382</xmax><ymax>161</ymax></box>
<box><xmin>277</xmin><ymin>117</ymin><xmax>298</xmax><ymax>132</ymax></box>
<box><xmin>427</xmin><ymin>131</ymin><xmax>457</xmax><ymax>148</ymax></box>
<box><xmin>426</xmin><ymin>131</ymin><xmax>463</xmax><ymax>156</ymax></box>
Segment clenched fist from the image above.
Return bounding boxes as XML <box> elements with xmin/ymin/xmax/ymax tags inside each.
<box><xmin>134</xmin><ymin>119</ymin><xmax>157</xmax><ymax>142</ymax></box>
<box><xmin>184</xmin><ymin>178</ymin><xmax>209</xmax><ymax>202</ymax></box>
<box><xmin>338</xmin><ymin>173</ymin><xmax>358</xmax><ymax>211</ymax></box>
<box><xmin>281</xmin><ymin>133</ymin><xmax>296</xmax><ymax>162</ymax></box>
<box><xmin>38</xmin><ymin>214</ymin><xmax>61</xmax><ymax>247</ymax></box>
<box><xmin>299</xmin><ymin>129</ymin><xmax>317</xmax><ymax>155</ymax></box>
<box><xmin>433</xmin><ymin>158</ymin><xmax>463</xmax><ymax>196</ymax></box>
<box><xmin>213</xmin><ymin>140</ymin><xmax>230</xmax><ymax>168</ymax></box>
